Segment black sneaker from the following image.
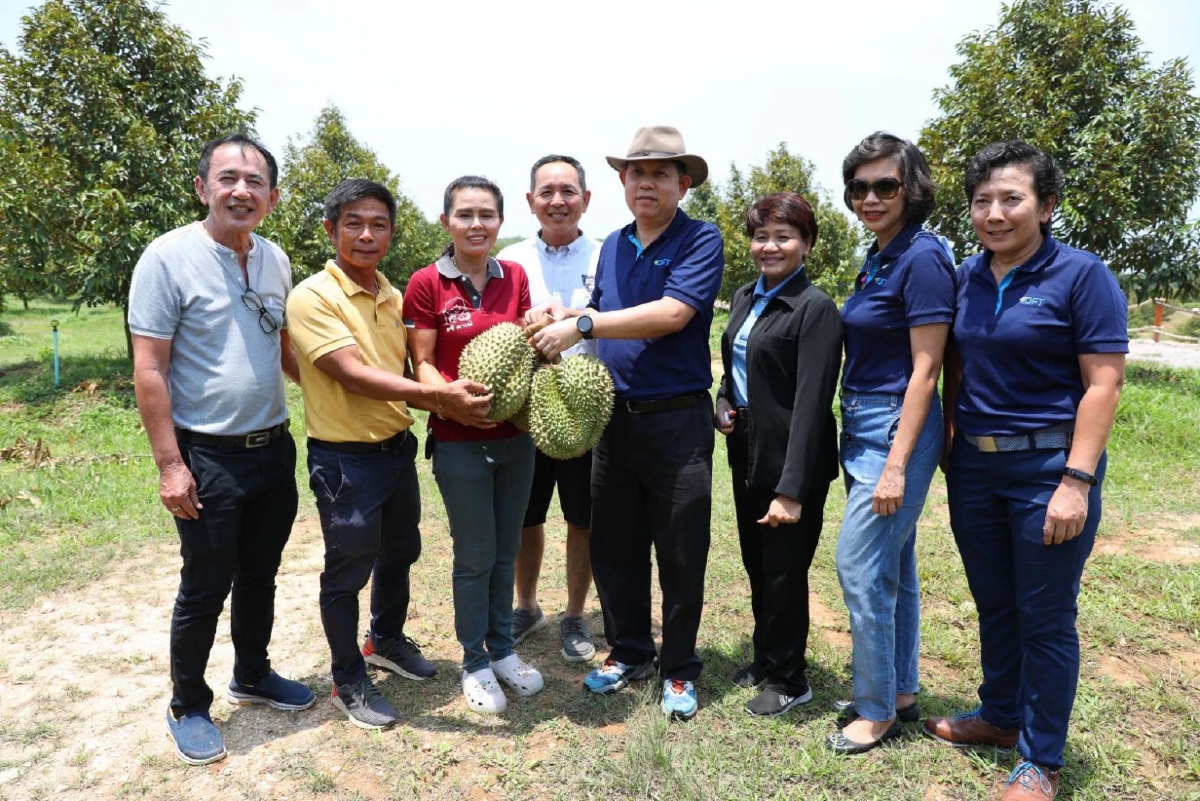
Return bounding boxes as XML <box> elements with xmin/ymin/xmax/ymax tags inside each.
<box><xmin>363</xmin><ymin>632</ymin><xmax>436</xmax><ymax>681</ymax></box>
<box><xmin>745</xmin><ymin>685</ymin><xmax>813</xmax><ymax>717</ymax></box>
<box><xmin>733</xmin><ymin>662</ymin><xmax>766</xmax><ymax>689</ymax></box>
<box><xmin>330</xmin><ymin>677</ymin><xmax>400</xmax><ymax>730</ymax></box>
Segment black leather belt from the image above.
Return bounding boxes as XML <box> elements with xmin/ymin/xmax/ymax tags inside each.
<box><xmin>619</xmin><ymin>392</ymin><xmax>707</xmax><ymax>414</ymax></box>
<box><xmin>308</xmin><ymin>430</ymin><xmax>409</xmax><ymax>453</ymax></box>
<box><xmin>176</xmin><ymin>421</ymin><xmax>289</xmax><ymax>449</ymax></box>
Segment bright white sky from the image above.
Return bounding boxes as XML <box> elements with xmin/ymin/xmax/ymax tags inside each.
<box><xmin>2</xmin><ymin>0</ymin><xmax>1197</xmax><ymax>239</ymax></box>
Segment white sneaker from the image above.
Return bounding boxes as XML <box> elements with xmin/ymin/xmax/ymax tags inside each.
<box><xmin>462</xmin><ymin>668</ymin><xmax>507</xmax><ymax>713</ymax></box>
<box><xmin>490</xmin><ymin>653</ymin><xmax>544</xmax><ymax>697</ymax></box>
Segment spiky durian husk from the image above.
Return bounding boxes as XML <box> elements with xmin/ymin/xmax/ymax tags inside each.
<box><xmin>527</xmin><ymin>354</ymin><xmax>614</xmax><ymax>459</ymax></box>
<box><xmin>457</xmin><ymin>322</ymin><xmax>536</xmax><ymax>421</ymax></box>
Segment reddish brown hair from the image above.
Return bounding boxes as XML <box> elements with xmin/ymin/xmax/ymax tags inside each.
<box><xmin>744</xmin><ymin>192</ymin><xmax>818</xmax><ymax>246</ymax></box>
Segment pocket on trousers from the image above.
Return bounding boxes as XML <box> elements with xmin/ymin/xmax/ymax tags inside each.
<box><xmin>885</xmin><ymin>409</ymin><xmax>903</xmax><ymax>448</ymax></box>
<box><xmin>308</xmin><ymin>452</ymin><xmax>348</xmax><ymax>504</ymax></box>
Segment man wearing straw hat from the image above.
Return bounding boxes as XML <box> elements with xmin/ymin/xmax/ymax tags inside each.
<box><xmin>528</xmin><ymin>125</ymin><xmax>724</xmax><ymax>720</ymax></box>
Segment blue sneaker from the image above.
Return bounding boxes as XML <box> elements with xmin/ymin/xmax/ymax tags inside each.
<box><xmin>165</xmin><ymin>708</ymin><xmax>226</xmax><ymax>765</ymax></box>
<box><xmin>227</xmin><ymin>670</ymin><xmax>316</xmax><ymax>711</ymax></box>
<box><xmin>583</xmin><ymin>657</ymin><xmax>657</xmax><ymax>695</ymax></box>
<box><xmin>660</xmin><ymin>679</ymin><xmax>698</xmax><ymax>720</ymax></box>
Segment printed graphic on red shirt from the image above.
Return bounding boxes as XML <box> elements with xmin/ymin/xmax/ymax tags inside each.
<box><xmin>442</xmin><ymin>297</ymin><xmax>475</xmax><ymax>333</ymax></box>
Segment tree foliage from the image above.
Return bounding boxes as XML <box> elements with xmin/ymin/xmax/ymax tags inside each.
<box><xmin>685</xmin><ymin>143</ymin><xmax>862</xmax><ymax>303</ymax></box>
<box><xmin>0</xmin><ymin>0</ymin><xmax>255</xmax><ymax>347</ymax></box>
<box><xmin>920</xmin><ymin>0</ymin><xmax>1200</xmax><ymax>299</ymax></box>
<box><xmin>264</xmin><ymin>105</ymin><xmax>444</xmax><ymax>289</ymax></box>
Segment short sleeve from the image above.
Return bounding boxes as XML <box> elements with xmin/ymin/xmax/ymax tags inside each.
<box><xmin>402</xmin><ymin>267</ymin><xmax>439</xmax><ymax>329</ymax></box>
<box><xmin>900</xmin><ymin>242</ymin><xmax>956</xmax><ymax>327</ymax></box>
<box><xmin>127</xmin><ymin>250</ymin><xmax>180</xmax><ymax>339</ymax></box>
<box><xmin>515</xmin><ymin>264</ymin><xmax>532</xmax><ymax>318</ymax></box>
<box><xmin>1071</xmin><ymin>258</ymin><xmax>1129</xmax><ymax>354</ymax></box>
<box><xmin>285</xmin><ymin>285</ymin><xmax>355</xmax><ymax>362</ymax></box>
<box><xmin>662</xmin><ymin>223</ymin><xmax>724</xmax><ymax>311</ymax></box>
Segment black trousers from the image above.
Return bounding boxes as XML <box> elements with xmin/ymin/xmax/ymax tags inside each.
<box><xmin>171</xmin><ymin>433</ymin><xmax>298</xmax><ymax>717</ymax></box>
<box><xmin>308</xmin><ymin>432</ymin><xmax>422</xmax><ymax>686</ymax></box>
<box><xmin>590</xmin><ymin>400</ymin><xmax>714</xmax><ymax>681</ymax></box>
<box><xmin>728</xmin><ymin>416</ymin><xmax>829</xmax><ymax>695</ymax></box>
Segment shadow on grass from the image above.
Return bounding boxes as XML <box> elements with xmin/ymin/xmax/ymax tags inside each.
<box><xmin>1125</xmin><ymin>361</ymin><xmax>1200</xmax><ymax>390</ymax></box>
<box><xmin>0</xmin><ymin>350</ymin><xmax>135</xmax><ymax>410</ymax></box>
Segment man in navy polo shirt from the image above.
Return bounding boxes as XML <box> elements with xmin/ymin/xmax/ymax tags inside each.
<box><xmin>529</xmin><ymin>126</ymin><xmax>724</xmax><ymax>720</ymax></box>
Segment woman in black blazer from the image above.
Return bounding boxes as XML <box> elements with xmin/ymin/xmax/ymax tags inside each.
<box><xmin>715</xmin><ymin>192</ymin><xmax>843</xmax><ymax>717</ymax></box>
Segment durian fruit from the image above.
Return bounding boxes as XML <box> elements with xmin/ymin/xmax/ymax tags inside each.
<box><xmin>509</xmin><ymin>396</ymin><xmax>532</xmax><ymax>432</ymax></box>
<box><xmin>527</xmin><ymin>354</ymin><xmax>615</xmax><ymax>459</ymax></box>
<box><xmin>457</xmin><ymin>322</ymin><xmax>536</xmax><ymax>421</ymax></box>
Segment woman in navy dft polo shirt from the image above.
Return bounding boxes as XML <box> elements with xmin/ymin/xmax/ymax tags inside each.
<box><xmin>923</xmin><ymin>142</ymin><xmax>1127</xmax><ymax>801</ymax></box>
<box><xmin>827</xmin><ymin>133</ymin><xmax>956</xmax><ymax>755</ymax></box>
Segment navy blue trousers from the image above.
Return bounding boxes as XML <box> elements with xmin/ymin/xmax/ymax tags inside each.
<box><xmin>946</xmin><ymin>437</ymin><xmax>1106</xmax><ymax>769</ymax></box>
<box><xmin>309</xmin><ymin>433</ymin><xmax>422</xmax><ymax>687</ymax></box>
<box><xmin>590</xmin><ymin>401</ymin><xmax>714</xmax><ymax>681</ymax></box>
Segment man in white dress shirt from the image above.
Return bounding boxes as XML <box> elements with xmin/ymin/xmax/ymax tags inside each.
<box><xmin>497</xmin><ymin>155</ymin><xmax>600</xmax><ymax>663</ymax></box>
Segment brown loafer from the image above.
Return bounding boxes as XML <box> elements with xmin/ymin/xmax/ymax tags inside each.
<box><xmin>1002</xmin><ymin>760</ymin><xmax>1060</xmax><ymax>800</ymax></box>
<box><xmin>922</xmin><ymin>709</ymin><xmax>1018</xmax><ymax>749</ymax></box>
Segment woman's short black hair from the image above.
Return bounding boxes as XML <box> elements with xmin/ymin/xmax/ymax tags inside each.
<box><xmin>841</xmin><ymin>131</ymin><xmax>936</xmax><ymax>224</ymax></box>
<box><xmin>963</xmin><ymin>140</ymin><xmax>1063</xmax><ymax>208</ymax></box>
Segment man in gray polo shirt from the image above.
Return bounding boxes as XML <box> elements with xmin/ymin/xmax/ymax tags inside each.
<box><xmin>496</xmin><ymin>155</ymin><xmax>600</xmax><ymax>663</ymax></box>
<box><xmin>130</xmin><ymin>132</ymin><xmax>315</xmax><ymax>766</ymax></box>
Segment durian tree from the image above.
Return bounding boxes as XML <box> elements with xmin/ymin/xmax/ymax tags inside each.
<box><xmin>685</xmin><ymin>143</ymin><xmax>863</xmax><ymax>304</ymax></box>
<box><xmin>263</xmin><ymin>104</ymin><xmax>444</xmax><ymax>290</ymax></box>
<box><xmin>0</xmin><ymin>0</ymin><xmax>256</xmax><ymax>355</ymax></box>
<box><xmin>919</xmin><ymin>0</ymin><xmax>1200</xmax><ymax>300</ymax></box>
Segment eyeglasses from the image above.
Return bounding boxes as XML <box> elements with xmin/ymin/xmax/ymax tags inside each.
<box><xmin>845</xmin><ymin>177</ymin><xmax>903</xmax><ymax>202</ymax></box>
<box><xmin>241</xmin><ymin>288</ymin><xmax>280</xmax><ymax>334</ymax></box>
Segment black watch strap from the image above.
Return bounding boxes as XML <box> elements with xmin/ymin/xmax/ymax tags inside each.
<box><xmin>576</xmin><ymin>315</ymin><xmax>594</xmax><ymax>340</ymax></box>
<box><xmin>1062</xmin><ymin>466</ymin><xmax>1097</xmax><ymax>486</ymax></box>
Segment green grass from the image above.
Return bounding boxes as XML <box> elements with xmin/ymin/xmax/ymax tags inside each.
<box><xmin>2</xmin><ymin>298</ymin><xmax>1200</xmax><ymax>800</ymax></box>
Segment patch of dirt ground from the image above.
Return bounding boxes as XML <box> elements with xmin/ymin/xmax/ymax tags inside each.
<box><xmin>1095</xmin><ymin>512</ymin><xmax>1200</xmax><ymax>564</ymax></box>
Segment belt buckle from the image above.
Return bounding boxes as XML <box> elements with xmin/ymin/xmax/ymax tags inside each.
<box><xmin>244</xmin><ymin>431</ymin><xmax>271</xmax><ymax>448</ymax></box>
<box><xmin>975</xmin><ymin>436</ymin><xmax>998</xmax><ymax>453</ymax></box>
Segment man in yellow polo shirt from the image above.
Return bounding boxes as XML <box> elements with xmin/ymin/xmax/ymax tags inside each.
<box><xmin>287</xmin><ymin>179</ymin><xmax>493</xmax><ymax>730</ymax></box>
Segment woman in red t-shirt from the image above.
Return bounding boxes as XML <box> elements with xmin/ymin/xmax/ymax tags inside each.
<box><xmin>404</xmin><ymin>176</ymin><xmax>541</xmax><ymax>714</ymax></box>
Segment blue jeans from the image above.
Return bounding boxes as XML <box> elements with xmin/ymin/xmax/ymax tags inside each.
<box><xmin>947</xmin><ymin>438</ymin><xmax>1105</xmax><ymax>770</ymax></box>
<box><xmin>432</xmin><ymin>434</ymin><xmax>536</xmax><ymax>673</ymax></box>
<box><xmin>835</xmin><ymin>392</ymin><xmax>942</xmax><ymax>721</ymax></box>
<box><xmin>308</xmin><ymin>433</ymin><xmax>422</xmax><ymax>687</ymax></box>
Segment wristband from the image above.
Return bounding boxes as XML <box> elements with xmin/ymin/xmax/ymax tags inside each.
<box><xmin>1061</xmin><ymin>466</ymin><xmax>1097</xmax><ymax>486</ymax></box>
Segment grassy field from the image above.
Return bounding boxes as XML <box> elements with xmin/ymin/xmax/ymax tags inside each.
<box><xmin>0</xmin><ymin>299</ymin><xmax>1198</xmax><ymax>800</ymax></box>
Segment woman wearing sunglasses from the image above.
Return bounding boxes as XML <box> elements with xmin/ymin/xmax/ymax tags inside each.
<box><xmin>714</xmin><ymin>192</ymin><xmax>842</xmax><ymax>717</ymax></box>
<box><xmin>827</xmin><ymin>132</ymin><xmax>956</xmax><ymax>754</ymax></box>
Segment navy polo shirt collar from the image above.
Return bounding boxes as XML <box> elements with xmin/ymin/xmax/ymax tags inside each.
<box><xmin>873</xmin><ymin>222</ymin><xmax>925</xmax><ymax>263</ymax></box>
<box><xmin>623</xmin><ymin>208</ymin><xmax>690</xmax><ymax>257</ymax></box>
<box><xmin>972</xmin><ymin>232</ymin><xmax>1059</xmax><ymax>278</ymax></box>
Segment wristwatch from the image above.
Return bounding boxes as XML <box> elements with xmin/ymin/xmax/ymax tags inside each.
<box><xmin>576</xmin><ymin>315</ymin><xmax>594</xmax><ymax>340</ymax></box>
<box><xmin>1061</xmin><ymin>466</ymin><xmax>1098</xmax><ymax>486</ymax></box>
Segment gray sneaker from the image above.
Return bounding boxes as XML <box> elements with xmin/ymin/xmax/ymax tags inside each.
<box><xmin>512</xmin><ymin>607</ymin><xmax>548</xmax><ymax>644</ymax></box>
<box><xmin>330</xmin><ymin>677</ymin><xmax>399</xmax><ymax>730</ymax></box>
<box><xmin>560</xmin><ymin>616</ymin><xmax>596</xmax><ymax>662</ymax></box>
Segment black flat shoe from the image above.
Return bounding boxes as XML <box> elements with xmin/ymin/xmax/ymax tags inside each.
<box><xmin>832</xmin><ymin>698</ymin><xmax>920</xmax><ymax>723</ymax></box>
<box><xmin>826</xmin><ymin>718</ymin><xmax>902</xmax><ymax>755</ymax></box>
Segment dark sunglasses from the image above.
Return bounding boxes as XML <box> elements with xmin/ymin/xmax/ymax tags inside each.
<box><xmin>845</xmin><ymin>177</ymin><xmax>903</xmax><ymax>202</ymax></box>
<box><xmin>241</xmin><ymin>288</ymin><xmax>280</xmax><ymax>334</ymax></box>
